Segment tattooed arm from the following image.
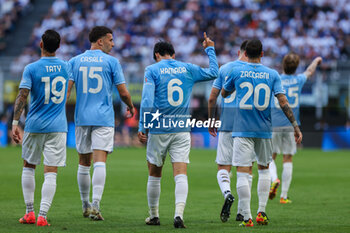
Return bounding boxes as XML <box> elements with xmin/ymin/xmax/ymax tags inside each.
<box><xmin>276</xmin><ymin>93</ymin><xmax>303</xmax><ymax>144</ymax></box>
<box><xmin>208</xmin><ymin>87</ymin><xmax>220</xmax><ymax>137</ymax></box>
<box><xmin>12</xmin><ymin>88</ymin><xmax>29</xmax><ymax>143</ymax></box>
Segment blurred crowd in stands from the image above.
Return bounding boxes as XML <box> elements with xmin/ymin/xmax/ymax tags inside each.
<box><xmin>2</xmin><ymin>0</ymin><xmax>350</xmax><ymax>147</ymax></box>
<box><xmin>8</xmin><ymin>0</ymin><xmax>350</xmax><ymax>76</ymax></box>
<box><xmin>0</xmin><ymin>0</ymin><xmax>31</xmax><ymax>50</ymax></box>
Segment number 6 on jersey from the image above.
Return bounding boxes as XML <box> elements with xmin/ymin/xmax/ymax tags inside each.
<box><xmin>168</xmin><ymin>78</ymin><xmax>183</xmax><ymax>106</ymax></box>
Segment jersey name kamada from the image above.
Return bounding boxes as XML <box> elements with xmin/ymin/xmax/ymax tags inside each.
<box><xmin>160</xmin><ymin>67</ymin><xmax>187</xmax><ymax>75</ymax></box>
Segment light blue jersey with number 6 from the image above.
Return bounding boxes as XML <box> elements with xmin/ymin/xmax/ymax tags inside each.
<box><xmin>69</xmin><ymin>50</ymin><xmax>125</xmax><ymax>127</ymax></box>
<box><xmin>138</xmin><ymin>46</ymin><xmax>218</xmax><ymax>134</ymax></box>
<box><xmin>19</xmin><ymin>57</ymin><xmax>70</xmax><ymax>133</ymax></box>
<box><xmin>224</xmin><ymin>63</ymin><xmax>285</xmax><ymax>138</ymax></box>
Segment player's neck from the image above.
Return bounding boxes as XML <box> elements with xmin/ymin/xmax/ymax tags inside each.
<box><xmin>157</xmin><ymin>55</ymin><xmax>173</xmax><ymax>62</ymax></box>
<box><xmin>248</xmin><ymin>58</ymin><xmax>260</xmax><ymax>63</ymax></box>
<box><xmin>41</xmin><ymin>50</ymin><xmax>55</xmax><ymax>57</ymax></box>
<box><xmin>90</xmin><ymin>44</ymin><xmax>105</xmax><ymax>52</ymax></box>
<box><xmin>90</xmin><ymin>45</ymin><xmax>100</xmax><ymax>50</ymax></box>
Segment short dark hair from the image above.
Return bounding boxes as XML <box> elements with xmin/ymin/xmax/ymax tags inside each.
<box><xmin>240</xmin><ymin>40</ymin><xmax>249</xmax><ymax>51</ymax></box>
<box><xmin>153</xmin><ymin>41</ymin><xmax>175</xmax><ymax>61</ymax></box>
<box><xmin>42</xmin><ymin>30</ymin><xmax>60</xmax><ymax>53</ymax></box>
<box><xmin>245</xmin><ymin>39</ymin><xmax>263</xmax><ymax>59</ymax></box>
<box><xmin>89</xmin><ymin>26</ymin><xmax>113</xmax><ymax>43</ymax></box>
<box><xmin>283</xmin><ymin>53</ymin><xmax>300</xmax><ymax>74</ymax></box>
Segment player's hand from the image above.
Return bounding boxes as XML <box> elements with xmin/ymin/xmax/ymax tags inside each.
<box><xmin>125</xmin><ymin>106</ymin><xmax>135</xmax><ymax>118</ymax></box>
<box><xmin>294</xmin><ymin>126</ymin><xmax>302</xmax><ymax>144</ymax></box>
<box><xmin>138</xmin><ymin>131</ymin><xmax>147</xmax><ymax>144</ymax></box>
<box><xmin>315</xmin><ymin>56</ymin><xmax>322</xmax><ymax>65</ymax></box>
<box><xmin>202</xmin><ymin>32</ymin><xmax>214</xmax><ymax>49</ymax></box>
<box><xmin>208</xmin><ymin>126</ymin><xmax>217</xmax><ymax>137</ymax></box>
<box><xmin>12</xmin><ymin>125</ymin><xmax>22</xmax><ymax>144</ymax></box>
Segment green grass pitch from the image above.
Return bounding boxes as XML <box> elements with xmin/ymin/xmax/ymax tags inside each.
<box><xmin>0</xmin><ymin>147</ymin><xmax>349</xmax><ymax>233</ymax></box>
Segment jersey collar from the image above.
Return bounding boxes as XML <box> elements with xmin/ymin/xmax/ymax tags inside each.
<box><xmin>41</xmin><ymin>57</ymin><xmax>58</xmax><ymax>59</ymax></box>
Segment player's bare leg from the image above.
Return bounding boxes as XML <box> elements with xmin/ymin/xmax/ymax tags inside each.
<box><xmin>145</xmin><ymin>162</ymin><xmax>162</xmax><ymax>225</ymax></box>
<box><xmin>217</xmin><ymin>164</ymin><xmax>234</xmax><ymax>222</ymax></box>
<box><xmin>236</xmin><ymin>166</ymin><xmax>253</xmax><ymax>226</ymax></box>
<box><xmin>37</xmin><ymin>166</ymin><xmax>58</xmax><ymax>226</ymax></box>
<box><xmin>78</xmin><ymin>153</ymin><xmax>92</xmax><ymax>217</ymax></box>
<box><xmin>172</xmin><ymin>162</ymin><xmax>187</xmax><ymax>228</ymax></box>
<box><xmin>89</xmin><ymin>150</ymin><xmax>107</xmax><ymax>220</ymax></box>
<box><xmin>256</xmin><ymin>164</ymin><xmax>270</xmax><ymax>225</ymax></box>
<box><xmin>280</xmin><ymin>154</ymin><xmax>293</xmax><ymax>203</ymax></box>
<box><xmin>19</xmin><ymin>161</ymin><xmax>36</xmax><ymax>224</ymax></box>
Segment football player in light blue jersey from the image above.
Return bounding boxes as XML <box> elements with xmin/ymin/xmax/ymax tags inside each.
<box><xmin>222</xmin><ymin>39</ymin><xmax>302</xmax><ymax>227</ymax></box>
<box><xmin>12</xmin><ymin>30</ymin><xmax>69</xmax><ymax>226</ymax></box>
<box><xmin>269</xmin><ymin>54</ymin><xmax>322</xmax><ymax>204</ymax></box>
<box><xmin>67</xmin><ymin>26</ymin><xmax>134</xmax><ymax>220</ymax></box>
<box><xmin>138</xmin><ymin>33</ymin><xmax>218</xmax><ymax>228</ymax></box>
<box><xmin>208</xmin><ymin>40</ymin><xmax>249</xmax><ymax>223</ymax></box>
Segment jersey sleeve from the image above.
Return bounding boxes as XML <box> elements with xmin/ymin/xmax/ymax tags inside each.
<box><xmin>212</xmin><ymin>67</ymin><xmax>224</xmax><ymax>90</ymax></box>
<box><xmin>298</xmin><ymin>73</ymin><xmax>307</xmax><ymax>88</ymax></box>
<box><xmin>66</xmin><ymin>61</ymin><xmax>73</xmax><ymax>81</ymax></box>
<box><xmin>112</xmin><ymin>59</ymin><xmax>126</xmax><ymax>86</ymax></box>
<box><xmin>138</xmin><ymin>67</ymin><xmax>156</xmax><ymax>133</ymax></box>
<box><xmin>68</xmin><ymin>58</ymin><xmax>75</xmax><ymax>82</ymax></box>
<box><xmin>19</xmin><ymin>65</ymin><xmax>32</xmax><ymax>90</ymax></box>
<box><xmin>223</xmin><ymin>69</ymin><xmax>238</xmax><ymax>93</ymax></box>
<box><xmin>273</xmin><ymin>71</ymin><xmax>286</xmax><ymax>96</ymax></box>
<box><xmin>187</xmin><ymin>46</ymin><xmax>219</xmax><ymax>83</ymax></box>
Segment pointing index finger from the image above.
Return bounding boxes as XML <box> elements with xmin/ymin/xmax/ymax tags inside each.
<box><xmin>204</xmin><ymin>32</ymin><xmax>207</xmax><ymax>40</ymax></box>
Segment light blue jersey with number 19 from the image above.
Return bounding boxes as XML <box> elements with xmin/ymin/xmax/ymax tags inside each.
<box><xmin>19</xmin><ymin>57</ymin><xmax>70</xmax><ymax>133</ymax></box>
<box><xmin>69</xmin><ymin>50</ymin><xmax>125</xmax><ymax>127</ymax></box>
<box><xmin>224</xmin><ymin>63</ymin><xmax>285</xmax><ymax>138</ymax></box>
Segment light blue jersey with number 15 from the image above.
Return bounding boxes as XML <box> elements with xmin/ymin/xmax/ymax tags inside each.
<box><xmin>19</xmin><ymin>57</ymin><xmax>70</xmax><ymax>133</ymax></box>
<box><xmin>271</xmin><ymin>73</ymin><xmax>307</xmax><ymax>127</ymax></box>
<box><xmin>69</xmin><ymin>50</ymin><xmax>125</xmax><ymax>127</ymax></box>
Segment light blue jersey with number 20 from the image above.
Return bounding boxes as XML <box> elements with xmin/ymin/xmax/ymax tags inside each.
<box><xmin>224</xmin><ymin>63</ymin><xmax>285</xmax><ymax>138</ymax></box>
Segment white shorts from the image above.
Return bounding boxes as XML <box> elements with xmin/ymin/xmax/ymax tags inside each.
<box><xmin>75</xmin><ymin>126</ymin><xmax>114</xmax><ymax>154</ymax></box>
<box><xmin>147</xmin><ymin>132</ymin><xmax>191</xmax><ymax>167</ymax></box>
<box><xmin>216</xmin><ymin>131</ymin><xmax>234</xmax><ymax>165</ymax></box>
<box><xmin>272</xmin><ymin>127</ymin><xmax>296</xmax><ymax>155</ymax></box>
<box><xmin>22</xmin><ymin>132</ymin><xmax>67</xmax><ymax>166</ymax></box>
<box><xmin>233</xmin><ymin>137</ymin><xmax>272</xmax><ymax>167</ymax></box>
